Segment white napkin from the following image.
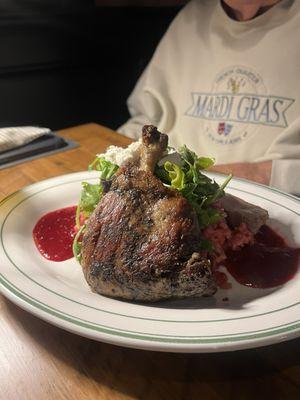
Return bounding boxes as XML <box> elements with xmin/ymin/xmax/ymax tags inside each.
<box><xmin>0</xmin><ymin>126</ymin><xmax>51</xmax><ymax>153</ymax></box>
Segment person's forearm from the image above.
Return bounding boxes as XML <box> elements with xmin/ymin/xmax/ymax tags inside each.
<box><xmin>209</xmin><ymin>161</ymin><xmax>272</xmax><ymax>185</ymax></box>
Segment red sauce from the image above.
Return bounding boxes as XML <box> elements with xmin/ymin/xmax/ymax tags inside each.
<box><xmin>33</xmin><ymin>206</ymin><xmax>77</xmax><ymax>261</ymax></box>
<box><xmin>33</xmin><ymin>206</ymin><xmax>300</xmax><ymax>291</ymax></box>
<box><xmin>225</xmin><ymin>225</ymin><xmax>300</xmax><ymax>288</ymax></box>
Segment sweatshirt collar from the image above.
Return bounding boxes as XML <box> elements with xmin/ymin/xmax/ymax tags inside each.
<box><xmin>216</xmin><ymin>0</ymin><xmax>295</xmax><ymax>32</ymax></box>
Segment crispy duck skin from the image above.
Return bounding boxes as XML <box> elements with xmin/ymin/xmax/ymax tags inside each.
<box><xmin>81</xmin><ymin>125</ymin><xmax>216</xmax><ymax>301</ymax></box>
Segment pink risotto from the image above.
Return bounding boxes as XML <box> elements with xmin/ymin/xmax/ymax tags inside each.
<box><xmin>203</xmin><ymin>219</ymin><xmax>254</xmax><ymax>268</ymax></box>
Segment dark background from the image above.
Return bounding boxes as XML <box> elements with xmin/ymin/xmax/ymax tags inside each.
<box><xmin>0</xmin><ymin>0</ymin><xmax>184</xmax><ymax>131</ymax></box>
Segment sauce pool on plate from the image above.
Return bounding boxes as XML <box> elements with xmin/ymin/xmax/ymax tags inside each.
<box><xmin>225</xmin><ymin>225</ymin><xmax>300</xmax><ymax>288</ymax></box>
<box><xmin>33</xmin><ymin>206</ymin><xmax>77</xmax><ymax>262</ymax></box>
<box><xmin>33</xmin><ymin>207</ymin><xmax>299</xmax><ymax>289</ymax></box>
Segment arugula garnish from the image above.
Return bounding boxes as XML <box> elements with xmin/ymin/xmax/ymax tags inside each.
<box><xmin>155</xmin><ymin>145</ymin><xmax>232</xmax><ymax>229</ymax></box>
<box><xmin>88</xmin><ymin>157</ymin><xmax>118</xmax><ymax>179</ymax></box>
<box><xmin>73</xmin><ymin>157</ymin><xmax>119</xmax><ymax>260</ymax></box>
<box><xmin>72</xmin><ymin>224</ymin><xmax>86</xmax><ymax>262</ymax></box>
<box><xmin>75</xmin><ymin>182</ymin><xmax>102</xmax><ymax>228</ymax></box>
<box><xmin>76</xmin><ymin>157</ymin><xmax>119</xmax><ymax>228</ymax></box>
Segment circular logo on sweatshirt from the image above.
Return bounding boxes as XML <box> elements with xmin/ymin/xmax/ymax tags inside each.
<box><xmin>185</xmin><ymin>65</ymin><xmax>294</xmax><ymax>146</ymax></box>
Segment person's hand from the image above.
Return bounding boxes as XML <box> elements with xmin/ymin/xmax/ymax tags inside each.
<box><xmin>209</xmin><ymin>161</ymin><xmax>272</xmax><ymax>185</ymax></box>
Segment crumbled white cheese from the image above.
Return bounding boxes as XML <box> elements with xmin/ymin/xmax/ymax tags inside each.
<box><xmin>97</xmin><ymin>139</ymin><xmax>181</xmax><ymax>167</ymax></box>
<box><xmin>97</xmin><ymin>140</ymin><xmax>142</xmax><ymax>166</ymax></box>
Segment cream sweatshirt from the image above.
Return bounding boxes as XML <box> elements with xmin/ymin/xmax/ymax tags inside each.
<box><xmin>118</xmin><ymin>0</ymin><xmax>300</xmax><ymax>194</ymax></box>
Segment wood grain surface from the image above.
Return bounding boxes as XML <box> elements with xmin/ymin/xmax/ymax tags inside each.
<box><xmin>0</xmin><ymin>123</ymin><xmax>299</xmax><ymax>400</ymax></box>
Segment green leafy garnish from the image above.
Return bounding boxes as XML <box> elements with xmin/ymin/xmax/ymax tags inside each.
<box><xmin>72</xmin><ymin>224</ymin><xmax>86</xmax><ymax>262</ymax></box>
<box><xmin>199</xmin><ymin>239</ymin><xmax>215</xmax><ymax>252</ymax></box>
<box><xmin>197</xmin><ymin>207</ymin><xmax>223</xmax><ymax>228</ymax></box>
<box><xmin>164</xmin><ymin>161</ymin><xmax>185</xmax><ymax>190</ymax></box>
<box><xmin>155</xmin><ymin>145</ymin><xmax>232</xmax><ymax>228</ymax></box>
<box><xmin>76</xmin><ymin>182</ymin><xmax>102</xmax><ymax>228</ymax></box>
<box><xmin>76</xmin><ymin>157</ymin><xmax>119</xmax><ymax>228</ymax></box>
<box><xmin>88</xmin><ymin>157</ymin><xmax>118</xmax><ymax>179</ymax></box>
<box><xmin>74</xmin><ymin>157</ymin><xmax>120</xmax><ymax>261</ymax></box>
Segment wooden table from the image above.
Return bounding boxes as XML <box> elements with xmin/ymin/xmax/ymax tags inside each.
<box><xmin>0</xmin><ymin>123</ymin><xmax>299</xmax><ymax>400</ymax></box>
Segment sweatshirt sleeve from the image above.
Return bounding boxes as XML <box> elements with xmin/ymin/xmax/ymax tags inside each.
<box><xmin>117</xmin><ymin>68</ymin><xmax>160</xmax><ymax>140</ymax></box>
<box><xmin>270</xmin><ymin>159</ymin><xmax>300</xmax><ymax>195</ymax></box>
<box><xmin>117</xmin><ymin>63</ymin><xmax>175</xmax><ymax>140</ymax></box>
<box><xmin>258</xmin><ymin>116</ymin><xmax>300</xmax><ymax>194</ymax></box>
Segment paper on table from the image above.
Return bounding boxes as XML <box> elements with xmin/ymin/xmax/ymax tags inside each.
<box><xmin>0</xmin><ymin>126</ymin><xmax>51</xmax><ymax>153</ymax></box>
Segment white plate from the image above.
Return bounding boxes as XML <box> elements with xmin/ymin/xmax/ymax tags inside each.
<box><xmin>0</xmin><ymin>171</ymin><xmax>299</xmax><ymax>353</ymax></box>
